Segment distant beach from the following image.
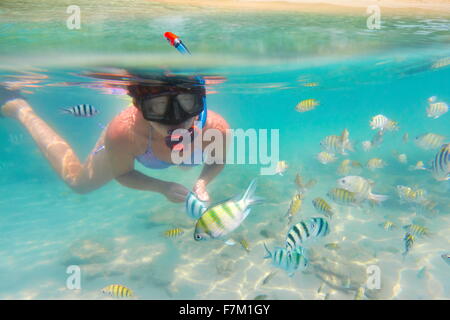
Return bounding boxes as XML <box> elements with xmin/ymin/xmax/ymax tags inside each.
<box><xmin>152</xmin><ymin>0</ymin><xmax>450</xmax><ymax>16</ymax></box>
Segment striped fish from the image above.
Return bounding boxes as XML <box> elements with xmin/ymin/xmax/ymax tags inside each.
<box><xmin>402</xmin><ymin>233</ymin><xmax>415</xmax><ymax>258</ymax></box>
<box><xmin>370</xmin><ymin>114</ymin><xmax>398</xmax><ymax>131</ymax></box>
<box><xmin>263</xmin><ymin>243</ymin><xmax>308</xmax><ymax>276</ymax></box>
<box><xmin>60</xmin><ymin>104</ymin><xmax>99</xmax><ymax>117</ymax></box>
<box><xmin>379</xmin><ymin>220</ymin><xmax>396</xmax><ymax>231</ymax></box>
<box><xmin>194</xmin><ymin>179</ymin><xmax>262</xmax><ymax>241</ymax></box>
<box><xmin>367</xmin><ymin>158</ymin><xmax>387</xmax><ymax>171</ymax></box>
<box><xmin>414</xmin><ymin>133</ymin><xmax>446</xmax><ymax>150</ymax></box>
<box><xmin>320</xmin><ymin>129</ymin><xmax>353</xmax><ymax>155</ymax></box>
<box><xmin>396</xmin><ymin>185</ymin><xmax>427</xmax><ymax>203</ymax></box>
<box><xmin>295</xmin><ymin>99</ymin><xmax>319</xmax><ymax>112</ymax></box>
<box><xmin>312</xmin><ymin>197</ymin><xmax>334</xmax><ymax>218</ymax></box>
<box><xmin>403</xmin><ymin>224</ymin><xmax>430</xmax><ymax>237</ymax></box>
<box><xmin>101</xmin><ymin>284</ymin><xmax>133</xmax><ymax>298</ymax></box>
<box><xmin>320</xmin><ymin>135</ymin><xmax>344</xmax><ymax>154</ymax></box>
<box><xmin>164</xmin><ymin>227</ymin><xmax>184</xmax><ymax>238</ymax></box>
<box><xmin>431</xmin><ymin>57</ymin><xmax>450</xmax><ymax>69</ymax></box>
<box><xmin>337</xmin><ymin>176</ymin><xmax>388</xmax><ymax>203</ymax></box>
<box><xmin>431</xmin><ymin>143</ymin><xmax>450</xmax><ymax>181</ymax></box>
<box><xmin>316</xmin><ymin>151</ymin><xmax>337</xmax><ymax>164</ymax></box>
<box><xmin>427</xmin><ymin>101</ymin><xmax>448</xmax><ymax>119</ymax></box>
<box><xmin>326</xmin><ymin>188</ymin><xmax>359</xmax><ymax>206</ymax></box>
<box><xmin>185</xmin><ymin>191</ymin><xmax>208</xmax><ymax>219</ymax></box>
<box><xmin>286</xmin><ymin>193</ymin><xmax>304</xmax><ymax>224</ymax></box>
<box><xmin>285</xmin><ymin>217</ymin><xmax>330</xmax><ymax>252</ymax></box>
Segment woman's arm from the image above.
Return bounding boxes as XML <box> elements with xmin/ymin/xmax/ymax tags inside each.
<box><xmin>105</xmin><ymin>118</ymin><xmax>188</xmax><ymax>202</ymax></box>
<box><xmin>193</xmin><ymin>111</ymin><xmax>230</xmax><ymax>201</ymax></box>
<box><xmin>116</xmin><ymin>170</ymin><xmax>188</xmax><ymax>202</ymax></box>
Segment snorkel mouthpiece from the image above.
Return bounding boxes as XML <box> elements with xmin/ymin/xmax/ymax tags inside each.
<box><xmin>165</xmin><ymin>127</ymin><xmax>196</xmax><ymax>150</ymax></box>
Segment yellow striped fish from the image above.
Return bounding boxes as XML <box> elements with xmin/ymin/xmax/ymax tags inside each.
<box><xmin>370</xmin><ymin>114</ymin><xmax>398</xmax><ymax>131</ymax></box>
<box><xmin>414</xmin><ymin>133</ymin><xmax>446</xmax><ymax>150</ymax></box>
<box><xmin>320</xmin><ymin>129</ymin><xmax>353</xmax><ymax>155</ymax></box>
<box><xmin>427</xmin><ymin>101</ymin><xmax>448</xmax><ymax>119</ymax></box>
<box><xmin>396</xmin><ymin>185</ymin><xmax>427</xmax><ymax>203</ymax></box>
<box><xmin>326</xmin><ymin>188</ymin><xmax>359</xmax><ymax>206</ymax></box>
<box><xmin>367</xmin><ymin>158</ymin><xmax>387</xmax><ymax>171</ymax></box>
<box><xmin>312</xmin><ymin>197</ymin><xmax>334</xmax><ymax>219</ymax></box>
<box><xmin>194</xmin><ymin>179</ymin><xmax>262</xmax><ymax>241</ymax></box>
<box><xmin>316</xmin><ymin>151</ymin><xmax>337</xmax><ymax>164</ymax></box>
<box><xmin>403</xmin><ymin>224</ymin><xmax>430</xmax><ymax>237</ymax></box>
<box><xmin>286</xmin><ymin>193</ymin><xmax>304</xmax><ymax>223</ymax></box>
<box><xmin>431</xmin><ymin>57</ymin><xmax>450</xmax><ymax>69</ymax></box>
<box><xmin>101</xmin><ymin>284</ymin><xmax>133</xmax><ymax>298</ymax></box>
<box><xmin>379</xmin><ymin>220</ymin><xmax>396</xmax><ymax>231</ymax></box>
<box><xmin>295</xmin><ymin>99</ymin><xmax>319</xmax><ymax>112</ymax></box>
<box><xmin>164</xmin><ymin>227</ymin><xmax>184</xmax><ymax>238</ymax></box>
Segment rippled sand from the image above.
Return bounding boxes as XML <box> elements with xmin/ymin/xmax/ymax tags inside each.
<box><xmin>1</xmin><ymin>164</ymin><xmax>448</xmax><ymax>299</ymax></box>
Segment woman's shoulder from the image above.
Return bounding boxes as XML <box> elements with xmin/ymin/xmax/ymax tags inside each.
<box><xmin>204</xmin><ymin>110</ymin><xmax>229</xmax><ymax>133</ymax></box>
<box><xmin>105</xmin><ymin>106</ymin><xmax>144</xmax><ymax>152</ymax></box>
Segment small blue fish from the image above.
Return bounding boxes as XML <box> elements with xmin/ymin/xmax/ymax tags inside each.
<box><xmin>402</xmin><ymin>233</ymin><xmax>415</xmax><ymax>258</ymax></box>
<box><xmin>263</xmin><ymin>243</ymin><xmax>308</xmax><ymax>277</ymax></box>
<box><xmin>285</xmin><ymin>217</ymin><xmax>330</xmax><ymax>252</ymax></box>
<box><xmin>442</xmin><ymin>253</ymin><xmax>450</xmax><ymax>266</ymax></box>
<box><xmin>185</xmin><ymin>191</ymin><xmax>207</xmax><ymax>219</ymax></box>
<box><xmin>60</xmin><ymin>104</ymin><xmax>99</xmax><ymax>117</ymax></box>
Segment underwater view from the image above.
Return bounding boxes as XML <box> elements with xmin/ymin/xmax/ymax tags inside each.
<box><xmin>0</xmin><ymin>0</ymin><xmax>449</xmax><ymax>300</ymax></box>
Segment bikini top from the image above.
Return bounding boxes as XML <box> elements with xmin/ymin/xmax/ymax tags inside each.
<box><xmin>135</xmin><ymin>137</ymin><xmax>203</xmax><ymax>169</ymax></box>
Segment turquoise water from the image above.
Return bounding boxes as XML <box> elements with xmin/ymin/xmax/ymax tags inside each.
<box><xmin>1</xmin><ymin>1</ymin><xmax>450</xmax><ymax>299</ymax></box>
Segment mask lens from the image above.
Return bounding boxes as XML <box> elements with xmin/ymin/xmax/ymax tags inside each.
<box><xmin>176</xmin><ymin>93</ymin><xmax>198</xmax><ymax>112</ymax></box>
<box><xmin>142</xmin><ymin>95</ymin><xmax>169</xmax><ymax>116</ymax></box>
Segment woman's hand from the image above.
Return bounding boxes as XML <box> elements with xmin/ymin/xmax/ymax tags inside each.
<box><xmin>162</xmin><ymin>181</ymin><xmax>190</xmax><ymax>203</ymax></box>
<box><xmin>193</xmin><ymin>179</ymin><xmax>210</xmax><ymax>202</ymax></box>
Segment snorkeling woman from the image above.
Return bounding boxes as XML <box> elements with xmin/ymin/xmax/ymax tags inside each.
<box><xmin>0</xmin><ymin>73</ymin><xmax>229</xmax><ymax>203</ymax></box>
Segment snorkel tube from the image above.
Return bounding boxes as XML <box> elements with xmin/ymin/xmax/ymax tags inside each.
<box><xmin>195</xmin><ymin>75</ymin><xmax>207</xmax><ymax>130</ymax></box>
<box><xmin>164</xmin><ymin>34</ymin><xmax>208</xmax><ymax>149</ymax></box>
